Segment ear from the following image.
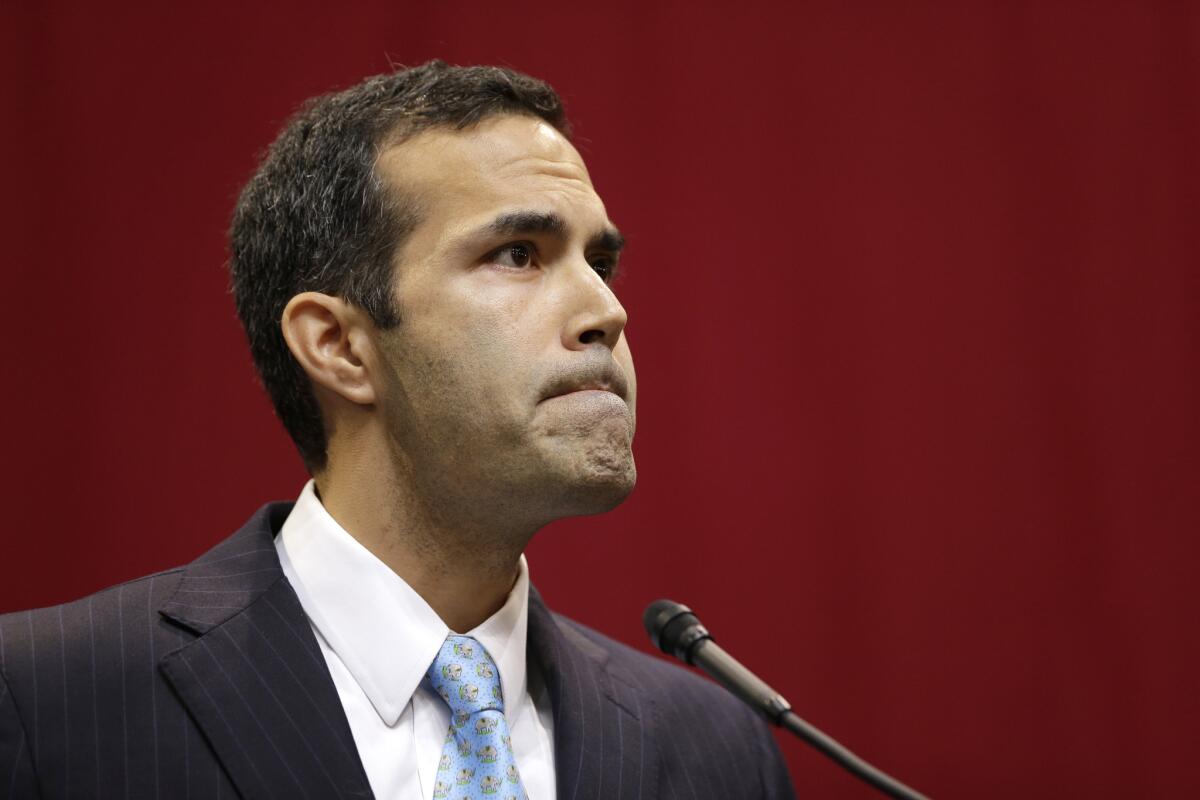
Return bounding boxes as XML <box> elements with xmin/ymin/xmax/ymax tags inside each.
<box><xmin>280</xmin><ymin>292</ymin><xmax>377</xmax><ymax>406</ymax></box>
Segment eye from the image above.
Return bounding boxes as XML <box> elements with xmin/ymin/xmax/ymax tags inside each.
<box><xmin>589</xmin><ymin>256</ymin><xmax>616</xmax><ymax>283</ymax></box>
<box><xmin>489</xmin><ymin>242</ymin><xmax>535</xmax><ymax>269</ymax></box>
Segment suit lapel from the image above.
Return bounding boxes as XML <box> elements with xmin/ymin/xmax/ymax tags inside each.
<box><xmin>155</xmin><ymin>504</ymin><xmax>657</xmax><ymax>799</ymax></box>
<box><xmin>158</xmin><ymin>503</ymin><xmax>373</xmax><ymax>800</ymax></box>
<box><xmin>528</xmin><ymin>589</ymin><xmax>659</xmax><ymax>800</ymax></box>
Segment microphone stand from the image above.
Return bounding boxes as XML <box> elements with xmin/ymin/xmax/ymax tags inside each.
<box><xmin>645</xmin><ymin>600</ymin><xmax>931</xmax><ymax>800</ymax></box>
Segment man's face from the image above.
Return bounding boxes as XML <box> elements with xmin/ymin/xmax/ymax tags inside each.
<box><xmin>370</xmin><ymin>114</ymin><xmax>636</xmax><ymax>527</ymax></box>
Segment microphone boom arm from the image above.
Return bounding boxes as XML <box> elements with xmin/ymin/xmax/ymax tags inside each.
<box><xmin>644</xmin><ymin>599</ymin><xmax>931</xmax><ymax>800</ymax></box>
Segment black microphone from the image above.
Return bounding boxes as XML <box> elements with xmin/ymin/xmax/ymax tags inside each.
<box><xmin>644</xmin><ymin>599</ymin><xmax>930</xmax><ymax>800</ymax></box>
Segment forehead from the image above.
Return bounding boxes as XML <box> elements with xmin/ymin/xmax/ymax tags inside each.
<box><xmin>377</xmin><ymin>115</ymin><xmax>608</xmax><ymax>247</ymax></box>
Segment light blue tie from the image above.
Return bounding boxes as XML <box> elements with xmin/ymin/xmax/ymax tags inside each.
<box><xmin>426</xmin><ymin>635</ymin><xmax>529</xmax><ymax>800</ymax></box>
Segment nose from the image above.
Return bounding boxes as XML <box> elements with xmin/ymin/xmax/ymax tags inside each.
<box><xmin>561</xmin><ymin>259</ymin><xmax>628</xmax><ymax>351</ymax></box>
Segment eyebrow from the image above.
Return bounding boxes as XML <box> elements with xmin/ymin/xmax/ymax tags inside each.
<box><xmin>484</xmin><ymin>210</ymin><xmax>626</xmax><ymax>255</ymax></box>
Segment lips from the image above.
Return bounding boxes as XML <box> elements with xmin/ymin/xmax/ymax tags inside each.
<box><xmin>539</xmin><ymin>362</ymin><xmax>630</xmax><ymax>403</ymax></box>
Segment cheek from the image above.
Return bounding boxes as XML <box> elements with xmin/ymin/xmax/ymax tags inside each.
<box><xmin>397</xmin><ymin>276</ymin><xmax>552</xmax><ymax>419</ymax></box>
<box><xmin>457</xmin><ymin>289</ymin><xmax>550</xmax><ymax>383</ymax></box>
<box><xmin>405</xmin><ymin>314</ymin><xmax>533</xmax><ymax>423</ymax></box>
<box><xmin>616</xmin><ymin>337</ymin><xmax>637</xmax><ymax>400</ymax></box>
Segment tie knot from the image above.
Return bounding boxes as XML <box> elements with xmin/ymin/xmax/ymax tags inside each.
<box><xmin>426</xmin><ymin>635</ymin><xmax>504</xmax><ymax>717</ymax></box>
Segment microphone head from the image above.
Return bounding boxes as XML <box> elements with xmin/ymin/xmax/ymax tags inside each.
<box><xmin>643</xmin><ymin>599</ymin><xmax>689</xmax><ymax>648</ymax></box>
<box><xmin>643</xmin><ymin>598</ymin><xmax>712</xmax><ymax>664</ymax></box>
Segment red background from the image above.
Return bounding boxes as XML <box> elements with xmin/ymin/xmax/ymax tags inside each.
<box><xmin>3</xmin><ymin>2</ymin><xmax>1197</xmax><ymax>797</ymax></box>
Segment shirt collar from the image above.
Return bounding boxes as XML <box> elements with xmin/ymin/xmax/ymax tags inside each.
<box><xmin>275</xmin><ymin>479</ymin><xmax>531</xmax><ymax>727</ymax></box>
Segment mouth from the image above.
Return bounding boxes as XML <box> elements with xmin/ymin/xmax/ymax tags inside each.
<box><xmin>539</xmin><ymin>364</ymin><xmax>630</xmax><ymax>404</ymax></box>
<box><xmin>555</xmin><ymin>384</ymin><xmax>620</xmax><ymax>398</ymax></box>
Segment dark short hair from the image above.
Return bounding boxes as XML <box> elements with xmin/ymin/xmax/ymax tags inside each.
<box><xmin>229</xmin><ymin>61</ymin><xmax>570</xmax><ymax>472</ymax></box>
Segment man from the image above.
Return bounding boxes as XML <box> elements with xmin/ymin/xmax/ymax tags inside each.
<box><xmin>0</xmin><ymin>62</ymin><xmax>795</xmax><ymax>799</ymax></box>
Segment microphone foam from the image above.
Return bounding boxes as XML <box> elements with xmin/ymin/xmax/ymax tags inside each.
<box><xmin>643</xmin><ymin>599</ymin><xmax>710</xmax><ymax>662</ymax></box>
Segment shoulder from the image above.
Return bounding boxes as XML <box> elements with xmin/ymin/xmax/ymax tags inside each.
<box><xmin>547</xmin><ymin>610</ymin><xmax>798</xmax><ymax>798</ymax></box>
<box><xmin>0</xmin><ymin>568</ymin><xmax>186</xmax><ymax>685</ymax></box>
<box><xmin>0</xmin><ymin>566</ymin><xmax>186</xmax><ymax>641</ymax></box>
<box><xmin>552</xmin><ymin>610</ymin><xmax>741</xmax><ymax>707</ymax></box>
<box><xmin>0</xmin><ymin>500</ymin><xmax>291</xmax><ymax>683</ymax></box>
<box><xmin>549</xmin><ymin>611</ymin><xmax>767</xmax><ymax>734</ymax></box>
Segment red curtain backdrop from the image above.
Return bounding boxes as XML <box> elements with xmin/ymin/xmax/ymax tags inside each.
<box><xmin>3</xmin><ymin>3</ymin><xmax>1197</xmax><ymax>797</ymax></box>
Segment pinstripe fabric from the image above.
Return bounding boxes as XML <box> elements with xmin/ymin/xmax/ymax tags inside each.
<box><xmin>0</xmin><ymin>566</ymin><xmax>238</xmax><ymax>799</ymax></box>
<box><xmin>0</xmin><ymin>502</ymin><xmax>794</xmax><ymax>799</ymax></box>
<box><xmin>528</xmin><ymin>592</ymin><xmax>795</xmax><ymax>800</ymax></box>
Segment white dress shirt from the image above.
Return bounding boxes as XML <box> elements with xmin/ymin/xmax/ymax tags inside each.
<box><xmin>275</xmin><ymin>480</ymin><xmax>556</xmax><ymax>799</ymax></box>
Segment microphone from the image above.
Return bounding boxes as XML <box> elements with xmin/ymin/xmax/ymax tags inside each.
<box><xmin>644</xmin><ymin>599</ymin><xmax>930</xmax><ymax>800</ymax></box>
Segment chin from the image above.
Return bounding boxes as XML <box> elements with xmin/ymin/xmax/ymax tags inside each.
<box><xmin>529</xmin><ymin>419</ymin><xmax>637</xmax><ymax>517</ymax></box>
<box><xmin>558</xmin><ymin>454</ymin><xmax>638</xmax><ymax>516</ymax></box>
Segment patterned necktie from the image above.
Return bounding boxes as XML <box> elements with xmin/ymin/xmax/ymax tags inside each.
<box><xmin>425</xmin><ymin>635</ymin><xmax>529</xmax><ymax>800</ymax></box>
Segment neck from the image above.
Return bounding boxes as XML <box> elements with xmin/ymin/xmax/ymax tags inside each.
<box><xmin>313</xmin><ymin>437</ymin><xmax>534</xmax><ymax>633</ymax></box>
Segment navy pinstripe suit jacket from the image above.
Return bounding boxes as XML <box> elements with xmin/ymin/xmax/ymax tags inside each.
<box><xmin>0</xmin><ymin>503</ymin><xmax>795</xmax><ymax>799</ymax></box>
